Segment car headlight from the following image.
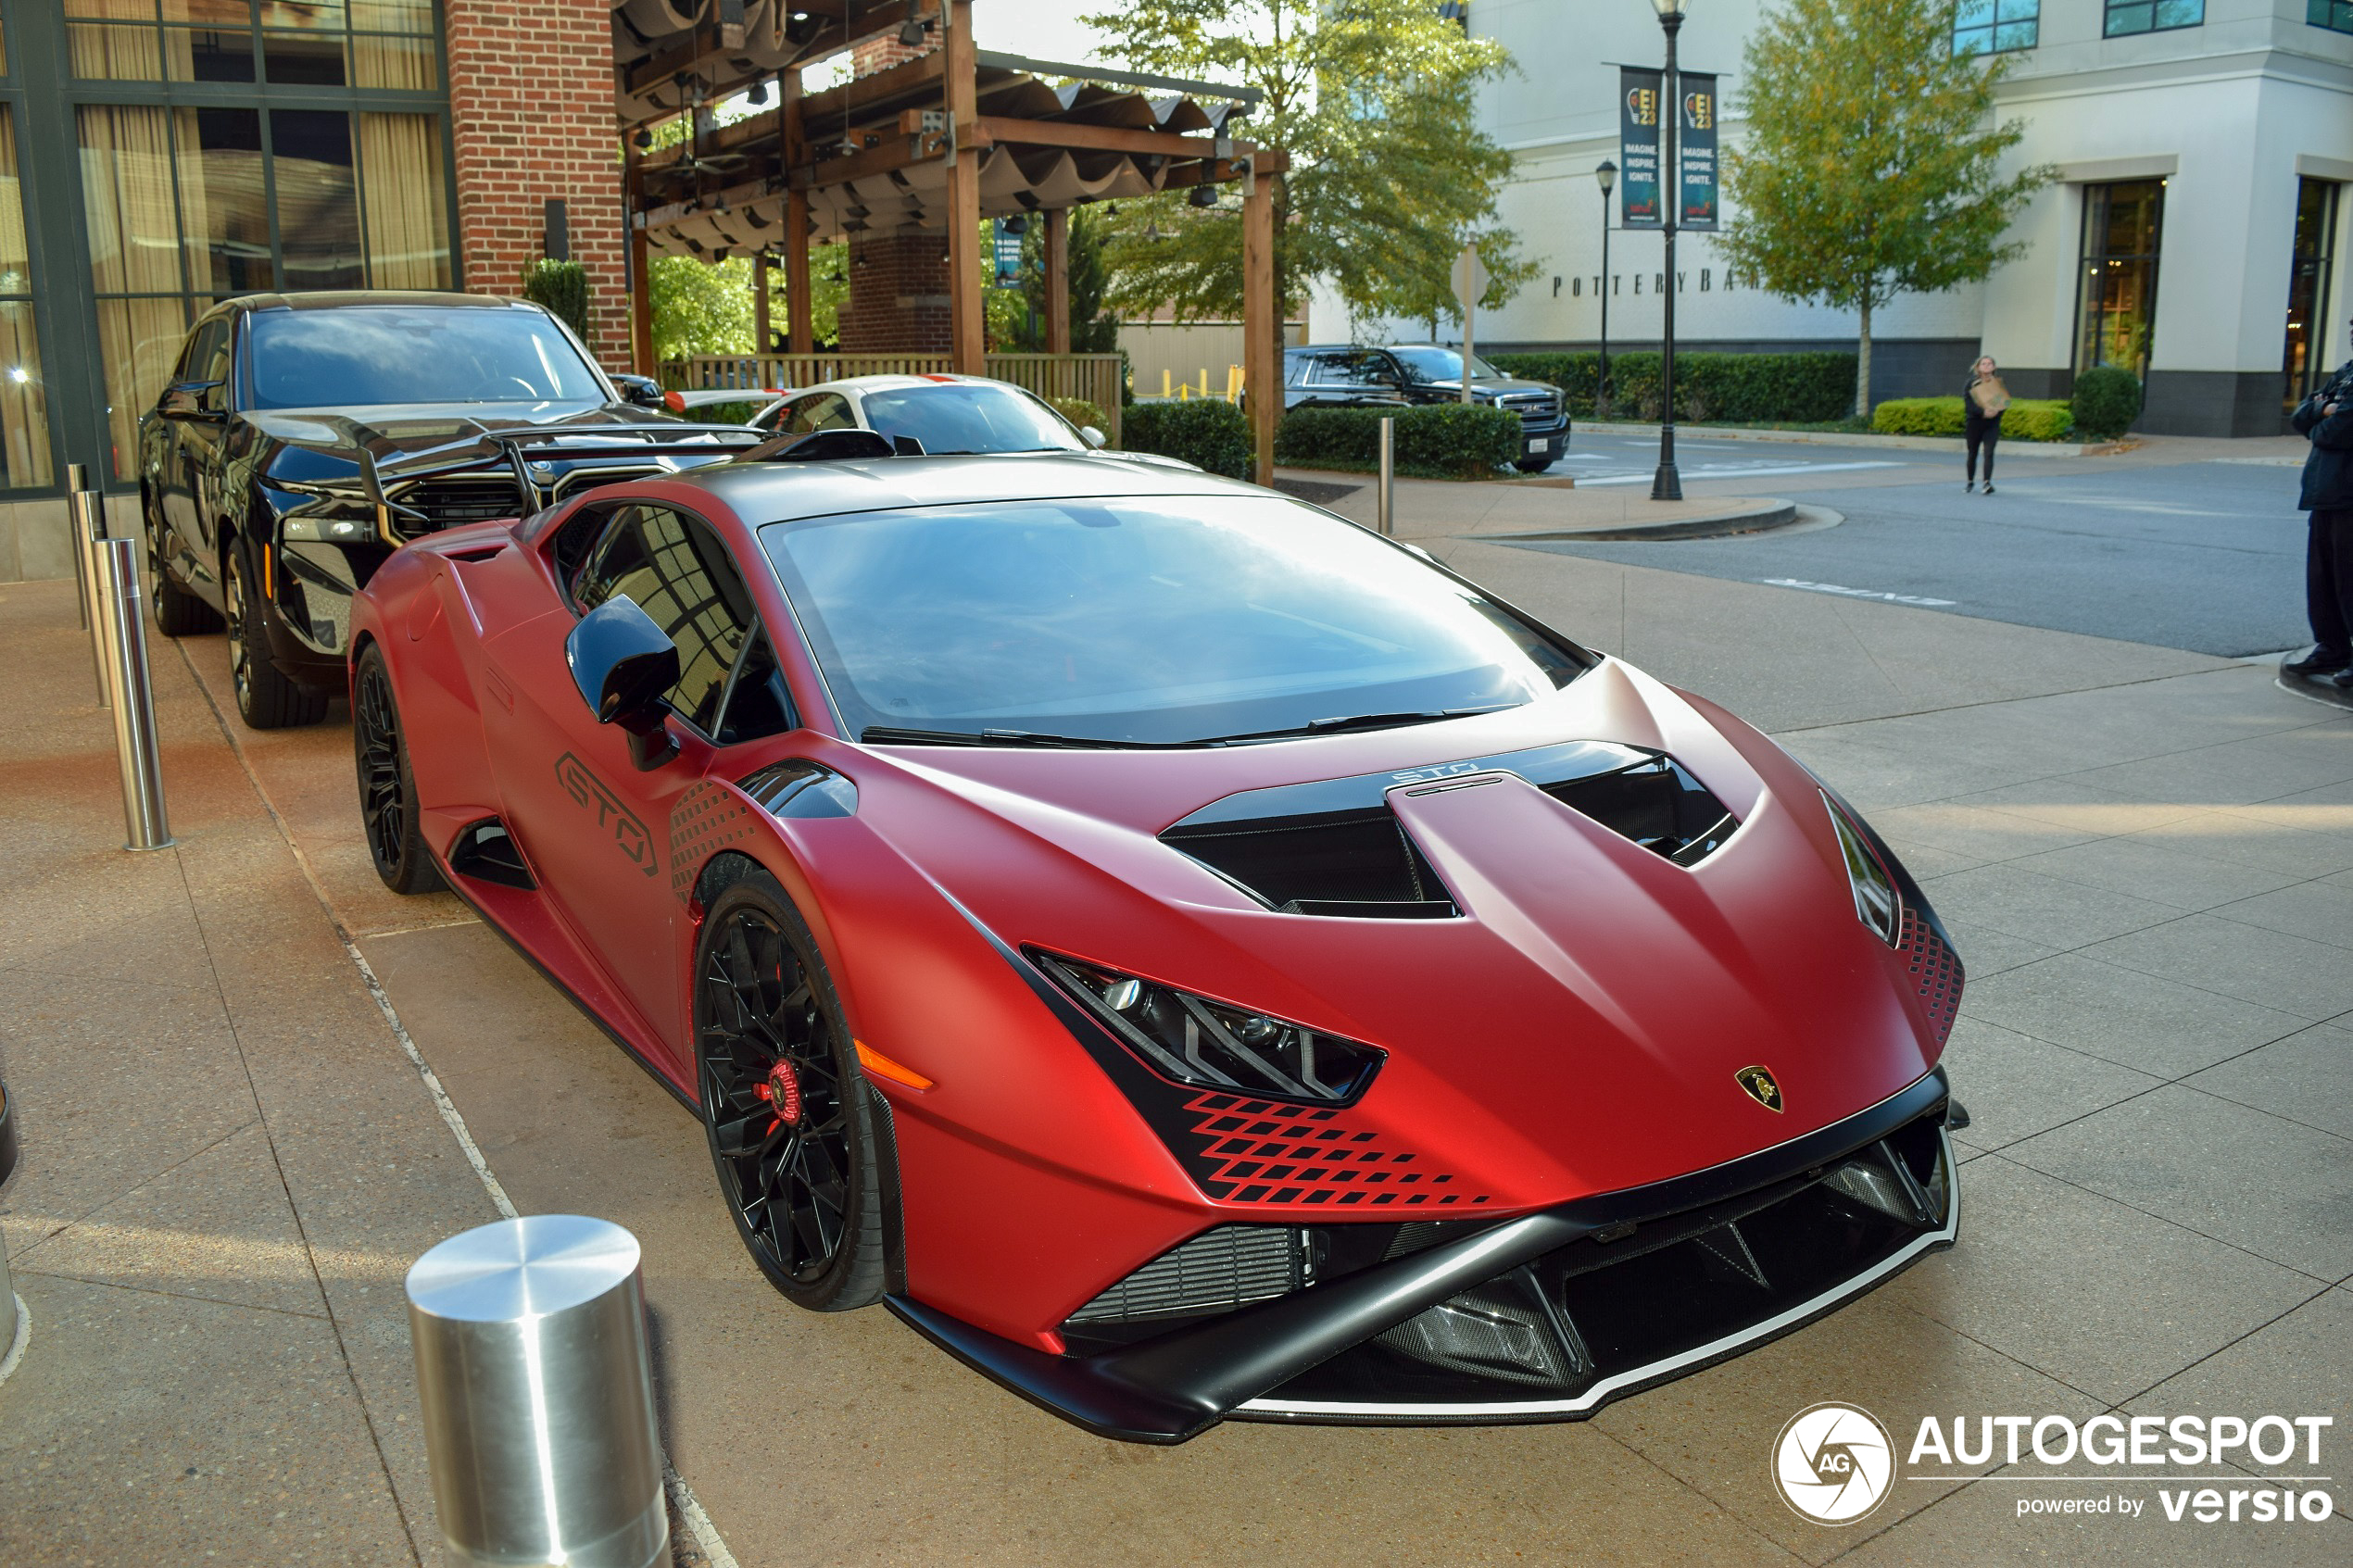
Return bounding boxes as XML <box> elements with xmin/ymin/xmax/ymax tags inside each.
<box><xmin>1823</xmin><ymin>791</ymin><xmax>1901</xmax><ymax>946</ymax></box>
<box><xmin>1031</xmin><ymin>950</ymin><xmax>1384</xmax><ymax>1104</ymax></box>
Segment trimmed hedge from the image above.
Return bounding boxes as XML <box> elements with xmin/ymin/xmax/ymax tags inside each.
<box><xmin>522</xmin><ymin>258</ymin><xmax>589</xmax><ymax>341</ymax></box>
<box><xmin>1124</xmin><ymin>397</ymin><xmax>1252</xmax><ymax>478</ymax></box>
<box><xmin>1870</xmin><ymin>396</ymin><xmax>2076</xmax><ymax>441</ymax></box>
<box><xmin>2071</xmin><ymin>366</ymin><xmax>2142</xmax><ymax>440</ymax></box>
<box><xmin>1048</xmin><ymin>395</ymin><xmax>1113</xmax><ymax>442</ymax></box>
<box><xmin>1276</xmin><ymin>403</ymin><xmax>1524</xmax><ymax>479</ymax></box>
<box><xmin>1486</xmin><ymin>350</ymin><xmax>1857</xmax><ymax>424</ymax></box>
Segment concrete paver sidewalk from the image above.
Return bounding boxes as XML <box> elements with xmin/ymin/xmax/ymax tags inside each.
<box><xmin>4</xmin><ymin>516</ymin><xmax>2350</xmax><ymax>1566</ymax></box>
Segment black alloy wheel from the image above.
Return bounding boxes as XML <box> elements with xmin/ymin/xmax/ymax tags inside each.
<box><xmin>696</xmin><ymin>868</ymin><xmax>888</xmax><ymax>1311</ymax></box>
<box><xmin>353</xmin><ymin>645</ymin><xmax>443</xmax><ymax>896</ymax></box>
<box><xmin>223</xmin><ymin>539</ymin><xmax>326</xmax><ymax>730</ymax></box>
<box><xmin>146</xmin><ymin>493</ymin><xmax>221</xmax><ymax>636</ymax></box>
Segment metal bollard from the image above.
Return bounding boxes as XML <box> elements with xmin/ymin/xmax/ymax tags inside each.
<box><xmin>93</xmin><ymin>537</ymin><xmax>173</xmax><ymax>851</ymax></box>
<box><xmin>1377</xmin><ymin>416</ymin><xmax>1396</xmax><ymax>537</ymax></box>
<box><xmin>69</xmin><ymin>467</ymin><xmax>110</xmax><ymax>707</ymax></box>
<box><xmin>407</xmin><ymin>1216</ymin><xmax>669</xmax><ymax>1568</ymax></box>
<box><xmin>1</xmin><ymin>1076</ymin><xmax>21</xmax><ymax>1384</ymax></box>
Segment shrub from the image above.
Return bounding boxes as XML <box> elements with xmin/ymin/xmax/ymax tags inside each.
<box><xmin>2003</xmin><ymin>399</ymin><xmax>2074</xmax><ymax>442</ymax></box>
<box><xmin>1048</xmin><ymin>395</ymin><xmax>1112</xmax><ymax>442</ymax></box>
<box><xmin>1486</xmin><ymin>349</ymin><xmax>1857</xmax><ymax>424</ymax></box>
<box><xmin>1871</xmin><ymin>395</ymin><xmax>2075</xmax><ymax>440</ymax></box>
<box><xmin>1124</xmin><ymin>397</ymin><xmax>1252</xmax><ymax>478</ymax></box>
<box><xmin>2070</xmin><ymin>365</ymin><xmax>2142</xmax><ymax>439</ymax></box>
<box><xmin>1871</xmin><ymin>396</ymin><xmax>1966</xmax><ymax>436</ymax></box>
<box><xmin>1275</xmin><ymin>403</ymin><xmax>1522</xmax><ymax>479</ymax></box>
<box><xmin>522</xmin><ymin>258</ymin><xmax>589</xmax><ymax>341</ymax></box>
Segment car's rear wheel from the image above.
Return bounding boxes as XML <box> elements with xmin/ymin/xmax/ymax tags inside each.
<box><xmin>353</xmin><ymin>645</ymin><xmax>443</xmax><ymax>896</ymax></box>
<box><xmin>695</xmin><ymin>869</ymin><xmax>888</xmax><ymax>1312</ymax></box>
<box><xmin>146</xmin><ymin>495</ymin><xmax>221</xmax><ymax>636</ymax></box>
<box><xmin>224</xmin><ymin>539</ymin><xmax>327</xmax><ymax>729</ymax></box>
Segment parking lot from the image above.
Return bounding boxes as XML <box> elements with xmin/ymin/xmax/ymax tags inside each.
<box><xmin>3</xmin><ymin>458</ymin><xmax>2350</xmax><ymax>1564</ymax></box>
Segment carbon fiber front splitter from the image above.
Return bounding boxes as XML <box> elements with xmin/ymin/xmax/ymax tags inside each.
<box><xmin>887</xmin><ymin>1066</ymin><xmax>1956</xmax><ymax>1443</ymax></box>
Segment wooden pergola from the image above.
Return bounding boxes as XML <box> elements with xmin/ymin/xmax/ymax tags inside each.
<box><xmin>622</xmin><ymin>0</ymin><xmax>1287</xmax><ymax>483</ymax></box>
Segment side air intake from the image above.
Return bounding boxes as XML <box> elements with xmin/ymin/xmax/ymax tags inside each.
<box><xmin>447</xmin><ymin>818</ymin><xmax>535</xmax><ymax>889</ymax></box>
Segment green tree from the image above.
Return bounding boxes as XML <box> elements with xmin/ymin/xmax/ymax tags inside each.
<box><xmin>1002</xmin><ymin>207</ymin><xmax>1122</xmax><ymax>353</ymax></box>
<box><xmin>1079</xmin><ymin>0</ymin><xmax>1535</xmax><ymax>370</ymax></box>
<box><xmin>1719</xmin><ymin>0</ymin><xmax>2051</xmax><ymax>418</ymax></box>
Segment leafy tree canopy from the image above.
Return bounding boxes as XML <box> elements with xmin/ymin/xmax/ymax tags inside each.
<box><xmin>1001</xmin><ymin>207</ymin><xmax>1123</xmax><ymax>354</ymax></box>
<box><xmin>1718</xmin><ymin>0</ymin><xmax>2052</xmax><ymax>415</ymax></box>
<box><xmin>1076</xmin><ymin>0</ymin><xmax>1535</xmax><ymax>344</ymax></box>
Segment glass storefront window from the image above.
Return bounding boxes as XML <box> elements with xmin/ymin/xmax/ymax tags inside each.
<box><xmin>2283</xmin><ymin>180</ymin><xmax>2340</xmax><ymax>413</ymax></box>
<box><xmin>2076</xmin><ymin>180</ymin><xmax>2165</xmax><ymax>383</ymax></box>
<box><xmin>66</xmin><ymin>0</ymin><xmax>436</xmax><ymax>91</ymax></box>
<box><xmin>0</xmin><ymin>112</ymin><xmax>56</xmax><ymax>490</ymax></box>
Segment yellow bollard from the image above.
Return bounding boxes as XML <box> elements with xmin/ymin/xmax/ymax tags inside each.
<box><xmin>1200</xmin><ymin>369</ymin><xmax>1211</xmax><ymax>397</ymax></box>
<box><xmin>1226</xmin><ymin>365</ymin><xmax>1240</xmax><ymax>402</ymax></box>
<box><xmin>1161</xmin><ymin>369</ymin><xmax>1172</xmax><ymax>397</ymax></box>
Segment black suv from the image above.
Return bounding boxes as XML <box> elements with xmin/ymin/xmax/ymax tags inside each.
<box><xmin>1282</xmin><ymin>345</ymin><xmax>1570</xmax><ymax>471</ymax></box>
<box><xmin>138</xmin><ymin>291</ymin><xmax>726</xmax><ymax>728</ymax></box>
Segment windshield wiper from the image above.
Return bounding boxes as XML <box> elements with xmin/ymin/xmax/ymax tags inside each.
<box><xmin>1196</xmin><ymin>704</ymin><xmax>1520</xmax><ymax>746</ymax></box>
<box><xmin>860</xmin><ymin>725</ymin><xmax>1192</xmax><ymax>750</ymax></box>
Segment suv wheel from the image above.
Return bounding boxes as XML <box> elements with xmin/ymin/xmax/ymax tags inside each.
<box><xmin>224</xmin><ymin>540</ymin><xmax>327</xmax><ymax>730</ymax></box>
<box><xmin>147</xmin><ymin>497</ymin><xmax>221</xmax><ymax>636</ymax></box>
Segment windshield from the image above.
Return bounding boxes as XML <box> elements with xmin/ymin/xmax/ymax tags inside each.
<box><xmin>856</xmin><ymin>383</ymin><xmax>1085</xmax><ymax>455</ymax></box>
<box><xmin>761</xmin><ymin>495</ymin><xmax>1585</xmax><ymax>746</ymax></box>
<box><xmin>1390</xmin><ymin>346</ymin><xmax>1504</xmax><ymax>383</ymax></box>
<box><xmin>246</xmin><ymin>307</ymin><xmax>606</xmax><ymax>409</ymax></box>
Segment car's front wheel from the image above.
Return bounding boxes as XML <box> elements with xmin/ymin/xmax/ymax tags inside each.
<box><xmin>353</xmin><ymin>645</ymin><xmax>443</xmax><ymax>895</ymax></box>
<box><xmin>695</xmin><ymin>866</ymin><xmax>889</xmax><ymax>1312</ymax></box>
<box><xmin>224</xmin><ymin>538</ymin><xmax>327</xmax><ymax>729</ymax></box>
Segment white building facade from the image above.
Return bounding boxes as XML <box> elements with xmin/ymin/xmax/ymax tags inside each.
<box><xmin>1323</xmin><ymin>1</ymin><xmax>2353</xmax><ymax>435</ymax></box>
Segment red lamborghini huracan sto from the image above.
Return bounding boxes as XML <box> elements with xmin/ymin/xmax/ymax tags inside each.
<box><xmin>349</xmin><ymin>444</ymin><xmax>1964</xmax><ymax>1442</ymax></box>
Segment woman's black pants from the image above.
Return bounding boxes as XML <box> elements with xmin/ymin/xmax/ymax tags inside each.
<box><xmin>1966</xmin><ymin>418</ymin><xmax>1999</xmax><ymax>483</ymax></box>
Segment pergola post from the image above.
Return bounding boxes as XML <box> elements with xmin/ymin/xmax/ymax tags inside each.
<box><xmin>751</xmin><ymin>251</ymin><xmax>771</xmax><ymax>360</ymax></box>
<box><xmin>943</xmin><ymin>0</ymin><xmax>984</xmax><ymax>372</ymax></box>
<box><xmin>1043</xmin><ymin>208</ymin><xmax>1070</xmax><ymax>355</ymax></box>
<box><xmin>623</xmin><ymin>139</ymin><xmax>654</xmax><ymax>375</ymax></box>
<box><xmin>1242</xmin><ymin>163</ymin><xmax>1277</xmax><ymax>487</ymax></box>
<box><xmin>784</xmin><ymin>66</ymin><xmax>813</xmax><ymax>356</ymax></box>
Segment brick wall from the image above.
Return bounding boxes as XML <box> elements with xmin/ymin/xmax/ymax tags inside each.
<box><xmin>443</xmin><ymin>0</ymin><xmax>630</xmax><ymax>367</ymax></box>
<box><xmin>836</xmin><ymin>30</ymin><xmax>951</xmax><ymax>353</ymax></box>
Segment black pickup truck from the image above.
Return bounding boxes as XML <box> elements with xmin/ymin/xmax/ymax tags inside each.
<box><xmin>1281</xmin><ymin>344</ymin><xmax>1571</xmax><ymax>472</ymax></box>
<box><xmin>138</xmin><ymin>292</ymin><xmax>749</xmax><ymax>728</ymax></box>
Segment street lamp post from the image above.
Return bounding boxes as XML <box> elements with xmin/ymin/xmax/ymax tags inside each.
<box><xmin>1595</xmin><ymin>159</ymin><xmax>1617</xmax><ymax>419</ymax></box>
<box><xmin>1650</xmin><ymin>0</ymin><xmax>1687</xmax><ymax>502</ymax></box>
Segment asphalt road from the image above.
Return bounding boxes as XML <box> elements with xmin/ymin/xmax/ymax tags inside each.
<box><xmin>1518</xmin><ymin>433</ymin><xmax>2309</xmax><ymax>657</ymax></box>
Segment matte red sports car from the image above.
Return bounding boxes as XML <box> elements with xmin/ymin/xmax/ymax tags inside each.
<box><xmin>350</xmin><ymin>445</ymin><xmax>1964</xmax><ymax>1442</ymax></box>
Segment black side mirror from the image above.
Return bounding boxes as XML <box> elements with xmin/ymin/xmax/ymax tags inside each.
<box><xmin>164</xmin><ymin>379</ymin><xmax>226</xmax><ymax>419</ymax></box>
<box><xmin>565</xmin><ymin>596</ymin><xmax>680</xmax><ymax>770</ymax></box>
<box><xmin>611</xmin><ymin>373</ymin><xmax>667</xmax><ymax>409</ymax></box>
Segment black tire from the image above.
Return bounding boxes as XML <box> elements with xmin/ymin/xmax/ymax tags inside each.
<box><xmin>695</xmin><ymin>866</ymin><xmax>889</xmax><ymax>1312</ymax></box>
<box><xmin>147</xmin><ymin>495</ymin><xmax>221</xmax><ymax>636</ymax></box>
<box><xmin>353</xmin><ymin>645</ymin><xmax>444</xmax><ymax>896</ymax></box>
<box><xmin>223</xmin><ymin>537</ymin><xmax>327</xmax><ymax>729</ymax></box>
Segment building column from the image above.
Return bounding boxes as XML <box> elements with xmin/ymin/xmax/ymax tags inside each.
<box><xmin>442</xmin><ymin>0</ymin><xmax>629</xmax><ymax>366</ymax></box>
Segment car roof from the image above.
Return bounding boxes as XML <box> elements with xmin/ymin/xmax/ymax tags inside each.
<box><xmin>222</xmin><ymin>291</ymin><xmax>542</xmax><ymax>314</ymax></box>
<box><xmin>676</xmin><ymin>450</ymin><xmax>1263</xmax><ymax>525</ymax></box>
<box><xmin>797</xmin><ymin>373</ymin><xmax>1008</xmax><ymax>395</ymax></box>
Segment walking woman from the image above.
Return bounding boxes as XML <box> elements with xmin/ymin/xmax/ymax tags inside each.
<box><xmin>1965</xmin><ymin>356</ymin><xmax>2009</xmax><ymax>494</ymax></box>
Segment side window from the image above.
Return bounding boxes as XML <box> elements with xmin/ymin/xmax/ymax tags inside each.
<box><xmin>202</xmin><ymin>321</ymin><xmax>234</xmax><ymax>385</ymax></box>
<box><xmin>552</xmin><ymin>503</ymin><xmax>612</xmax><ymax>607</ymax></box>
<box><xmin>178</xmin><ymin>320</ymin><xmax>226</xmax><ymax>384</ymax></box>
<box><xmin>779</xmin><ymin>393</ymin><xmax>852</xmax><ymax>435</ymax></box>
<box><xmin>714</xmin><ymin>630</ymin><xmax>799</xmax><ymax>745</ymax></box>
<box><xmin>573</xmin><ymin>505</ymin><xmax>756</xmax><ymax>735</ymax></box>
<box><xmin>1323</xmin><ymin>352</ymin><xmax>1392</xmax><ymax>387</ymax></box>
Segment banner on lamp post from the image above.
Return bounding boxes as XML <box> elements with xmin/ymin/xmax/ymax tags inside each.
<box><xmin>1617</xmin><ymin>67</ymin><xmax>1663</xmax><ymax>230</ymax></box>
<box><xmin>1679</xmin><ymin>72</ymin><xmax>1719</xmax><ymax>232</ymax></box>
<box><xmin>992</xmin><ymin>220</ymin><xmax>1024</xmax><ymax>287</ymax></box>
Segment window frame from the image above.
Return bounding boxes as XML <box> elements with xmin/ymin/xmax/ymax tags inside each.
<box><xmin>2311</xmin><ymin>0</ymin><xmax>2353</xmax><ymax>36</ymax></box>
<box><xmin>1953</xmin><ymin>0</ymin><xmax>2039</xmax><ymax>56</ymax></box>
<box><xmin>2103</xmin><ymin>0</ymin><xmax>2205</xmax><ymax>39</ymax></box>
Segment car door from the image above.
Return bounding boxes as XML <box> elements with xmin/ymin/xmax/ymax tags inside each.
<box><xmin>153</xmin><ymin>316</ymin><xmax>230</xmax><ymax>585</ymax></box>
<box><xmin>490</xmin><ymin>500</ymin><xmax>794</xmax><ymax>1059</ymax></box>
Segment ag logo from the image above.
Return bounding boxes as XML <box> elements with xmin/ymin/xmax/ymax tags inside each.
<box><xmin>1735</xmin><ymin>1064</ymin><xmax>1783</xmax><ymax>1112</ymax></box>
<box><xmin>554</xmin><ymin>752</ymin><xmax>659</xmax><ymax>878</ymax></box>
<box><xmin>1772</xmin><ymin>1403</ymin><xmax>1894</xmax><ymax>1524</ymax></box>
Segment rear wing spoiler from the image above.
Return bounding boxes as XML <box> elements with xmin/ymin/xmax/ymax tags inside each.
<box><xmin>662</xmin><ymin>388</ymin><xmax>786</xmax><ymax>417</ymax></box>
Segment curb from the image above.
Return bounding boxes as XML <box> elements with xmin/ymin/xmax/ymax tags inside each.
<box><xmin>2277</xmin><ymin>670</ymin><xmax>2353</xmax><ymax>712</ymax></box>
<box><xmin>1485</xmin><ymin>498</ymin><xmax>1826</xmax><ymax>544</ymax></box>
<box><xmin>1572</xmin><ymin>421</ymin><xmax>2132</xmax><ymax>458</ymax></box>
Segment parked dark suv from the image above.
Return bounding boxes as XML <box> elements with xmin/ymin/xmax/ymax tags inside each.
<box><xmin>138</xmin><ymin>292</ymin><xmax>734</xmax><ymax>729</ymax></box>
<box><xmin>1282</xmin><ymin>345</ymin><xmax>1570</xmax><ymax>471</ymax></box>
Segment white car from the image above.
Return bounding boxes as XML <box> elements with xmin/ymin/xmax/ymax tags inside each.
<box><xmin>672</xmin><ymin>373</ymin><xmax>1196</xmax><ymax>470</ymax></box>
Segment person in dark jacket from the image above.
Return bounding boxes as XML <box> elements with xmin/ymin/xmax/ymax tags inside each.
<box><xmin>1964</xmin><ymin>356</ymin><xmax>2009</xmax><ymax>494</ymax></box>
<box><xmin>2285</xmin><ymin>320</ymin><xmax>2353</xmax><ymax>684</ymax></box>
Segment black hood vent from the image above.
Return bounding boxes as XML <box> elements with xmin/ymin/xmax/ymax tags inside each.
<box><xmin>1161</xmin><ymin>740</ymin><xmax>1736</xmax><ymax>917</ymax></box>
